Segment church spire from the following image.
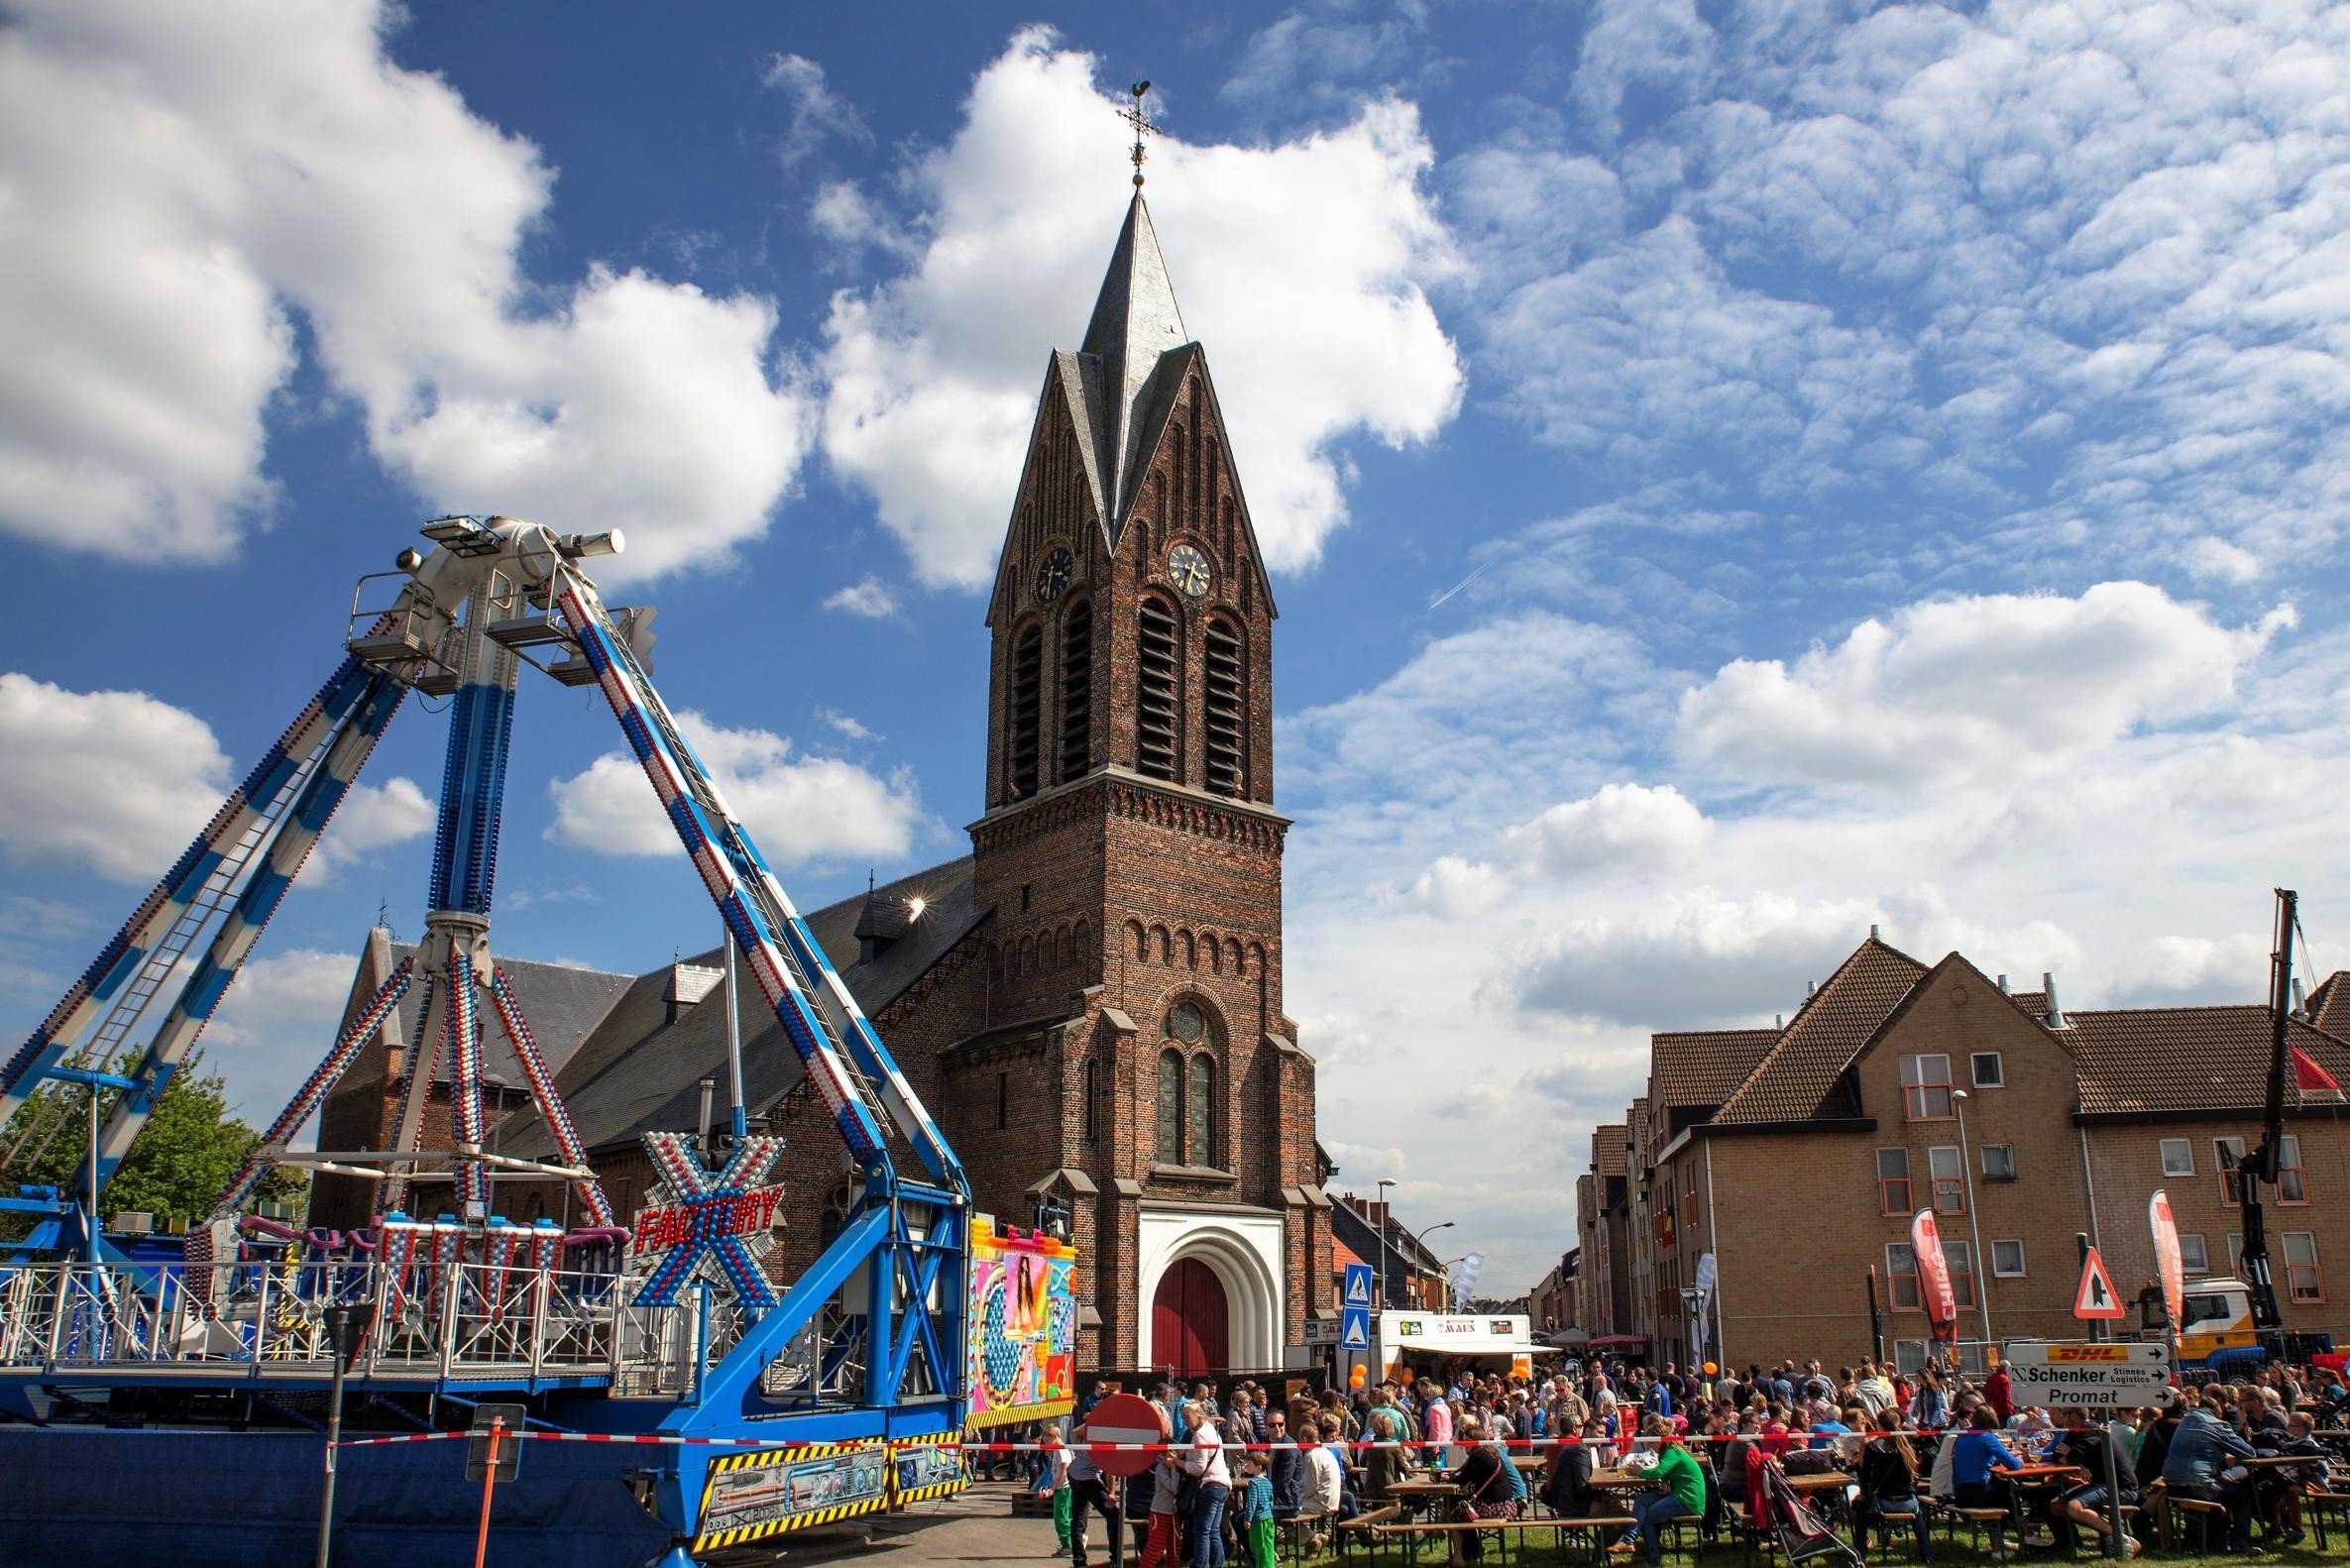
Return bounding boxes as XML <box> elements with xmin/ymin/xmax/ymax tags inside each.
<box><xmin>1076</xmin><ymin>191</ymin><xmax>1189</xmax><ymax>537</ymax></box>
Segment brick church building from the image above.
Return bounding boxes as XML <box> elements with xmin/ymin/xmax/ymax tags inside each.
<box><xmin>311</xmin><ymin>190</ymin><xmax>1333</xmax><ymax>1374</ymax></box>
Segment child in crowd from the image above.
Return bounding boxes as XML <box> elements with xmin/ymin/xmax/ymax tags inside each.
<box><xmin>1232</xmin><ymin>1452</ymin><xmax>1279</xmax><ymax>1568</ymax></box>
<box><xmin>1040</xmin><ymin>1428</ymin><xmax>1074</xmax><ymax>1552</ymax></box>
<box><xmin>1136</xmin><ymin>1451</ymin><xmax>1185</xmax><ymax>1568</ymax></box>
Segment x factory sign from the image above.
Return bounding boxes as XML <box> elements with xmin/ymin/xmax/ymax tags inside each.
<box><xmin>632</xmin><ymin>1129</ymin><xmax>786</xmax><ymax>1310</ymax></box>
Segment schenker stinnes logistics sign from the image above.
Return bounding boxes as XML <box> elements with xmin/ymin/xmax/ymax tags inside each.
<box><xmin>2003</xmin><ymin>1341</ymin><xmax>2173</xmax><ymax>1411</ymax></box>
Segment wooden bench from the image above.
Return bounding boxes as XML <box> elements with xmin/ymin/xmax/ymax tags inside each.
<box><xmin>1334</xmin><ymin>1504</ymin><xmax>1403</xmax><ymax>1562</ymax></box>
<box><xmin>2304</xmin><ymin>1490</ymin><xmax>2350</xmax><ymax>1551</ymax></box>
<box><xmin>1373</xmin><ymin>1514</ymin><xmax>1640</xmax><ymax>1566</ymax></box>
<box><xmin>2164</xmin><ymin>1494</ymin><xmax>2232</xmax><ymax>1553</ymax></box>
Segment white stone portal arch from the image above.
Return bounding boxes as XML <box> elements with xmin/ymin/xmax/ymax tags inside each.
<box><xmin>1136</xmin><ymin>1207</ymin><xmax>1287</xmax><ymax>1372</ymax></box>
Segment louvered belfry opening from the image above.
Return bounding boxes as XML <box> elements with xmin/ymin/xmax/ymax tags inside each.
<box><xmin>1137</xmin><ymin>596</ymin><xmax>1179</xmax><ymax>781</ymax></box>
<box><xmin>1009</xmin><ymin>624</ymin><xmax>1043</xmax><ymax>799</ymax></box>
<box><xmin>1203</xmin><ymin>615</ymin><xmax>1245</xmax><ymax>797</ymax></box>
<box><xmin>1060</xmin><ymin>600</ymin><xmax>1092</xmax><ymax>783</ymax></box>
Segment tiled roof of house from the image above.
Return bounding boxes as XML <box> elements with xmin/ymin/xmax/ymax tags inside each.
<box><xmin>2305</xmin><ymin>972</ymin><xmax>2350</xmax><ymax>1041</ymax></box>
<box><xmin>2067</xmin><ymin>1005</ymin><xmax>2350</xmax><ymax>1115</ymax></box>
<box><xmin>1652</xmin><ymin>1028</ymin><xmax>1780</xmax><ymax>1110</ymax></box>
<box><xmin>1593</xmin><ymin>1123</ymin><xmax>1628</xmax><ymax>1176</ymax></box>
<box><xmin>1712</xmin><ymin>937</ymin><xmax>1929</xmax><ymax>1125</ymax></box>
<box><xmin>2006</xmin><ymin>990</ymin><xmax>2050</xmax><ymax>1018</ymax></box>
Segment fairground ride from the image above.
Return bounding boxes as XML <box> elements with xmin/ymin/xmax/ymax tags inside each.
<box><xmin>0</xmin><ymin>516</ymin><xmax>1000</xmax><ymax>1567</ymax></box>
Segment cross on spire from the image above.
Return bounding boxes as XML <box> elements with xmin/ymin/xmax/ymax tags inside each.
<box><xmin>1121</xmin><ymin>80</ymin><xmax>1156</xmax><ymax>190</ymax></box>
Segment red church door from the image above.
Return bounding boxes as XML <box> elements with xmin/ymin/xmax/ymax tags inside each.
<box><xmin>1151</xmin><ymin>1258</ymin><xmax>1229</xmax><ymax>1375</ymax></box>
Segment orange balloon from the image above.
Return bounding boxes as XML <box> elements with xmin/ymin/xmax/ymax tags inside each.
<box><xmin>1703</xmin><ymin>1362</ymin><xmax>1718</xmax><ymax>1376</ymax></box>
<box><xmin>1349</xmin><ymin>1365</ymin><xmax>1368</xmax><ymax>1388</ymax></box>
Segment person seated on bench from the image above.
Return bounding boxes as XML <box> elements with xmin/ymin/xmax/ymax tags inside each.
<box><xmin>1446</xmin><ymin>1416</ymin><xmax>1521</xmax><ymax>1567</ymax></box>
<box><xmin>1545</xmin><ymin>1416</ymin><xmax>1600</xmax><ymax>1517</ymax></box>
<box><xmin>2163</xmin><ymin>1392</ymin><xmax>2257</xmax><ymax>1554</ymax></box>
<box><xmin>2044</xmin><ymin>1404</ymin><xmax>2138</xmax><ymax>1557</ymax></box>
<box><xmin>1853</xmin><ymin>1407</ymin><xmax>1931</xmax><ymax>1563</ymax></box>
<box><xmin>1614</xmin><ymin>1416</ymin><xmax>1705</xmax><ymax>1565</ymax></box>
<box><xmin>1950</xmin><ymin>1403</ymin><xmax>2027</xmax><ymax>1555</ymax></box>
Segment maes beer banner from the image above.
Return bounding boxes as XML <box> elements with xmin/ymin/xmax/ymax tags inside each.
<box><xmin>966</xmin><ymin>1215</ymin><xmax>1077</xmax><ymax>1429</ymax></box>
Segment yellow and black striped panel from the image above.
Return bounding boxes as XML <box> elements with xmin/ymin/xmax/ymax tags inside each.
<box><xmin>694</xmin><ymin>1439</ymin><xmax>893</xmax><ymax>1552</ymax></box>
<box><xmin>888</xmin><ymin>1441</ymin><xmax>969</xmax><ymax>1507</ymax></box>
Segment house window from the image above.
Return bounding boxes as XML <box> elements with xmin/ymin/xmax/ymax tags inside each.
<box><xmin>2216</xmin><ymin>1137</ymin><xmax>2248</xmax><ymax>1205</ymax></box>
<box><xmin>2180</xmin><ymin>1233</ymin><xmax>2210</xmax><ymax>1279</ymax></box>
<box><xmin>1157</xmin><ymin>1049</ymin><xmax>1182</xmax><ymax>1162</ymax></box>
<box><xmin>1877</xmin><ymin>1148</ymin><xmax>1912</xmax><ymax>1214</ymax></box>
<box><xmin>1187</xmin><ymin>1052</ymin><xmax>1216</xmax><ymax>1168</ymax></box>
<box><xmin>1929</xmin><ymin>1146</ymin><xmax>1966</xmax><ymax>1214</ymax></box>
<box><xmin>2279</xmin><ymin>1134</ymin><xmax>2306</xmax><ymax>1203</ymax></box>
<box><xmin>1981</xmin><ymin>1144</ymin><xmax>2017</xmax><ymax>1181</ymax></box>
<box><xmin>2285</xmin><ymin>1232</ymin><xmax>2324</xmax><ymax>1302</ymax></box>
<box><xmin>2227</xmin><ymin>1234</ymin><xmax>2244</xmax><ymax>1276</ymax></box>
<box><xmin>1059</xmin><ymin>600</ymin><xmax>1093</xmax><ymax>783</ymax></box>
<box><xmin>1945</xmin><ymin>1238</ymin><xmax>1977</xmax><ymax>1309</ymax></box>
<box><xmin>2160</xmin><ymin>1138</ymin><xmax>2195</xmax><ymax>1177</ymax></box>
<box><xmin>1992</xmin><ymin>1239</ymin><xmax>2027</xmax><ymax>1278</ymax></box>
<box><xmin>1886</xmin><ymin>1242</ymin><xmax>1920</xmax><ymax>1309</ymax></box>
<box><xmin>1136</xmin><ymin>596</ymin><xmax>1180</xmax><ymax>781</ymax></box>
<box><xmin>1970</xmin><ymin>1052</ymin><xmax>2004</xmax><ymax>1087</ymax></box>
<box><xmin>1901</xmin><ymin>1054</ymin><xmax>1954</xmax><ymax>1120</ymax></box>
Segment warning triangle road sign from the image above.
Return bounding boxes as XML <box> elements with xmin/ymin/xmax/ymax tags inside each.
<box><xmin>2074</xmin><ymin>1245</ymin><xmax>2124</xmax><ymax>1319</ymax></box>
<box><xmin>1341</xmin><ymin>1314</ymin><xmax>1370</xmax><ymax>1350</ymax></box>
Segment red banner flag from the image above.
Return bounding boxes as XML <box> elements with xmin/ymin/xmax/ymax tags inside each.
<box><xmin>1912</xmin><ymin>1208</ymin><xmax>1958</xmax><ymax>1345</ymax></box>
<box><xmin>2292</xmin><ymin>1045</ymin><xmax>2342</xmax><ymax>1093</ymax></box>
<box><xmin>2150</xmin><ymin>1188</ymin><xmax>2185</xmax><ymax>1337</ymax></box>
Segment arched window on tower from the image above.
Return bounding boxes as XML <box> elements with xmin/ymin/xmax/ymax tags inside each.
<box><xmin>1136</xmin><ymin>595</ymin><xmax>1180</xmax><ymax>782</ymax></box>
<box><xmin>1008</xmin><ymin>624</ymin><xmax>1043</xmax><ymax>799</ymax></box>
<box><xmin>1203</xmin><ymin>615</ymin><xmax>1246</xmax><ymax>797</ymax></box>
<box><xmin>1187</xmin><ymin>1051</ymin><xmax>1216</xmax><ymax>1169</ymax></box>
<box><xmin>1158</xmin><ymin>1049</ymin><xmax>1183</xmax><ymax>1165</ymax></box>
<box><xmin>1060</xmin><ymin>600</ymin><xmax>1092</xmax><ymax>783</ymax></box>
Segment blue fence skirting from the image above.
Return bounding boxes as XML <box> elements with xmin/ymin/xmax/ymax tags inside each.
<box><xmin>0</xmin><ymin>1426</ymin><xmax>674</xmax><ymax>1567</ymax></box>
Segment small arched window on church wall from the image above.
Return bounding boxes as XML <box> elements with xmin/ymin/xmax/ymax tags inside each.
<box><xmin>1173</xmin><ymin>424</ymin><xmax>1188</xmax><ymax>530</ymax></box>
<box><xmin>1072</xmin><ymin>919</ymin><xmax>1091</xmax><ymax>973</ymax></box>
<box><xmin>1060</xmin><ymin>599</ymin><xmax>1092</xmax><ymax>784</ymax></box>
<box><xmin>1008</xmin><ymin>623</ymin><xmax>1043</xmax><ymax>799</ymax></box>
<box><xmin>1127</xmin><ymin>920</ymin><xmax>1147</xmax><ymax>962</ymax></box>
<box><xmin>1136</xmin><ymin>594</ymin><xmax>1180</xmax><ymax>782</ymax></box>
<box><xmin>1152</xmin><ymin>925</ymin><xmax>1171</xmax><ymax>964</ymax></box>
<box><xmin>1157</xmin><ymin>1049</ymin><xmax>1182</xmax><ymax>1164</ymax></box>
<box><xmin>1203</xmin><ymin>614</ymin><xmax>1247</xmax><ymax>798</ymax></box>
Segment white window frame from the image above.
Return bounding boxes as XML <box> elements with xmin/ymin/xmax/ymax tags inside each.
<box><xmin>1991</xmin><ymin>1239</ymin><xmax>2027</xmax><ymax>1278</ymax></box>
<box><xmin>1970</xmin><ymin>1052</ymin><xmax>2004</xmax><ymax>1087</ymax></box>
<box><xmin>1944</xmin><ymin>1238</ymin><xmax>1977</xmax><ymax>1308</ymax></box>
<box><xmin>2284</xmin><ymin>1231</ymin><xmax>2323</xmax><ymax>1302</ymax></box>
<box><xmin>2159</xmin><ymin>1138</ymin><xmax>2194</xmax><ymax>1177</ymax></box>
<box><xmin>1901</xmin><ymin>1053</ymin><xmax>1955</xmax><ymax>1120</ymax></box>
<box><xmin>2180</xmin><ymin>1233</ymin><xmax>2210</xmax><ymax>1279</ymax></box>
<box><xmin>1929</xmin><ymin>1145</ymin><xmax>1966</xmax><ymax>1213</ymax></box>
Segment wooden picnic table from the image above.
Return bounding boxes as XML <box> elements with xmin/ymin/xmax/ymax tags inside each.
<box><xmin>2242</xmin><ymin>1453</ymin><xmax>2318</xmax><ymax>1469</ymax></box>
<box><xmin>1786</xmin><ymin>1470</ymin><xmax>1852</xmax><ymax>1493</ymax></box>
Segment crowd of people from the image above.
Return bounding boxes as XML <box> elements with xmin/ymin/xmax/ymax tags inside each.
<box><xmin>1026</xmin><ymin>1354</ymin><xmax>2350</xmax><ymax>1568</ymax></box>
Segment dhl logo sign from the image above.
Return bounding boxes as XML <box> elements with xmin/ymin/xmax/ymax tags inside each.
<box><xmin>2043</xmin><ymin>1345</ymin><xmax>2132</xmax><ymax>1363</ymax></box>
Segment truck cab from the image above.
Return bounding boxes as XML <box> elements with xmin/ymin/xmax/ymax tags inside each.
<box><xmin>2177</xmin><ymin>1280</ymin><xmax>2260</xmax><ymax>1371</ymax></box>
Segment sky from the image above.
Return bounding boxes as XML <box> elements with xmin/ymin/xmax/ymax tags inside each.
<box><xmin>1</xmin><ymin>0</ymin><xmax>2346</xmax><ymax>1293</ymax></box>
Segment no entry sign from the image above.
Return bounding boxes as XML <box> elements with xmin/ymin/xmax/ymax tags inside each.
<box><xmin>1079</xmin><ymin>1393</ymin><xmax>1168</xmax><ymax>1478</ymax></box>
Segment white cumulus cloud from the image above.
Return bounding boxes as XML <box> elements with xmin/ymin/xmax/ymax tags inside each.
<box><xmin>824</xmin><ymin>575</ymin><xmax>898</xmax><ymax>617</ymax></box>
<box><xmin>204</xmin><ymin>946</ymin><xmax>359</xmax><ymax>1122</ymax></box>
<box><xmin>1676</xmin><ymin>582</ymin><xmax>2286</xmax><ymax>788</ymax></box>
<box><xmin>818</xmin><ymin>28</ymin><xmax>1463</xmax><ymax>587</ymax></box>
<box><xmin>547</xmin><ymin>710</ymin><xmax>926</xmax><ymax>868</ymax></box>
<box><xmin>0</xmin><ymin>672</ymin><xmax>230</xmax><ymax>882</ymax></box>
<box><xmin>0</xmin><ymin>0</ymin><xmax>812</xmax><ymax>575</ymax></box>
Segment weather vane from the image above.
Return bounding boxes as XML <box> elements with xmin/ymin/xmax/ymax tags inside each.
<box><xmin>1121</xmin><ymin>80</ymin><xmax>1156</xmax><ymax>189</ymax></box>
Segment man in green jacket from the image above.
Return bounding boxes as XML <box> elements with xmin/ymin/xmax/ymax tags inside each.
<box><xmin>1616</xmin><ymin>1422</ymin><xmax>1705</xmax><ymax>1565</ymax></box>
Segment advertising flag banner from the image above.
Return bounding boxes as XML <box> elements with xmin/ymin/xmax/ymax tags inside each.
<box><xmin>1912</xmin><ymin>1209</ymin><xmax>1958</xmax><ymax>1345</ymax></box>
<box><xmin>2149</xmin><ymin>1189</ymin><xmax>2185</xmax><ymax>1337</ymax></box>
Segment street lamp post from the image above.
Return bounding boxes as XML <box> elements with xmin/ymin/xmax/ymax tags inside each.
<box><xmin>1421</xmin><ymin>1221</ymin><xmax>1457</xmax><ymax>1309</ymax></box>
<box><xmin>1376</xmin><ymin>1178</ymin><xmax>1395</xmax><ymax>1310</ymax></box>
<box><xmin>1953</xmin><ymin>1089</ymin><xmax>1994</xmax><ymax>1347</ymax></box>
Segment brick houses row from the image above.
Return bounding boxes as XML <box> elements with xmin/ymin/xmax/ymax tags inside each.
<box><xmin>1573</xmin><ymin>932</ymin><xmax>2350</xmax><ymax>1370</ymax></box>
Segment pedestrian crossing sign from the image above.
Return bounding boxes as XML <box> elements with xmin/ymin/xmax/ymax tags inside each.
<box><xmin>1344</xmin><ymin>1263</ymin><xmax>1373</xmax><ymax>1308</ymax></box>
<box><xmin>1341</xmin><ymin>1309</ymin><xmax>1370</xmax><ymax>1350</ymax></box>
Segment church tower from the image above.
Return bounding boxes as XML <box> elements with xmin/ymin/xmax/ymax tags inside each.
<box><xmin>960</xmin><ymin>190</ymin><xmax>1327</xmax><ymax>1372</ymax></box>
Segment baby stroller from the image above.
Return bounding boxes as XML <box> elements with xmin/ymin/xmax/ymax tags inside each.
<box><xmin>1756</xmin><ymin>1456</ymin><xmax>1866</xmax><ymax>1568</ymax></box>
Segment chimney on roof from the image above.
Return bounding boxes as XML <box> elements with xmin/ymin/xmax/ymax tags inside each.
<box><xmin>1996</xmin><ymin>974</ymin><xmax>2009</xmax><ymax>993</ymax></box>
<box><xmin>1870</xmin><ymin>924</ymin><xmax>1881</xmax><ymax>941</ymax></box>
<box><xmin>664</xmin><ymin>960</ymin><xmax>725</xmax><ymax>1025</ymax></box>
<box><xmin>2043</xmin><ymin>970</ymin><xmax>2066</xmax><ymax>1030</ymax></box>
<box><xmin>1807</xmin><ymin>980</ymin><xmax>1816</xmax><ymax>998</ymax></box>
<box><xmin>2293</xmin><ymin>977</ymin><xmax>2309</xmax><ymax>1018</ymax></box>
<box><xmin>1775</xmin><ymin>1014</ymin><xmax>1783</xmax><ymax>1029</ymax></box>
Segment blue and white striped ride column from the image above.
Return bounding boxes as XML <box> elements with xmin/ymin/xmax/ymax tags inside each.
<box><xmin>417</xmin><ymin>582</ymin><xmax>520</xmax><ymax>1214</ymax></box>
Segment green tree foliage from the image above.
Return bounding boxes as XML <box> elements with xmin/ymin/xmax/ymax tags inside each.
<box><xmin>1</xmin><ymin>1053</ymin><xmax>305</xmax><ymax>1231</ymax></box>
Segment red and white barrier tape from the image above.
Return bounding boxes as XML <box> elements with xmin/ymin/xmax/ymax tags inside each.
<box><xmin>329</xmin><ymin>1429</ymin><xmax>1902</xmax><ymax>1453</ymax></box>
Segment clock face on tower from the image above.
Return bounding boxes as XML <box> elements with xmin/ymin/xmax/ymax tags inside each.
<box><xmin>1168</xmin><ymin>543</ymin><xmax>1211</xmax><ymax>600</ymax></box>
<box><xmin>1033</xmin><ymin>546</ymin><xmax>1073</xmax><ymax>603</ymax></box>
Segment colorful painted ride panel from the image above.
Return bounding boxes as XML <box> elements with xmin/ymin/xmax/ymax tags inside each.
<box><xmin>965</xmin><ymin>1216</ymin><xmax>1076</xmax><ymax>1429</ymax></box>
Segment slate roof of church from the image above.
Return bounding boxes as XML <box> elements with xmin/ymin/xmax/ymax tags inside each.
<box><xmin>500</xmin><ymin>856</ymin><xmax>988</xmax><ymax>1158</ymax></box>
<box><xmin>1078</xmin><ymin>193</ymin><xmax>1190</xmax><ymax>531</ymax></box>
<box><xmin>1710</xmin><ymin>937</ymin><xmax>1931</xmax><ymax>1125</ymax></box>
